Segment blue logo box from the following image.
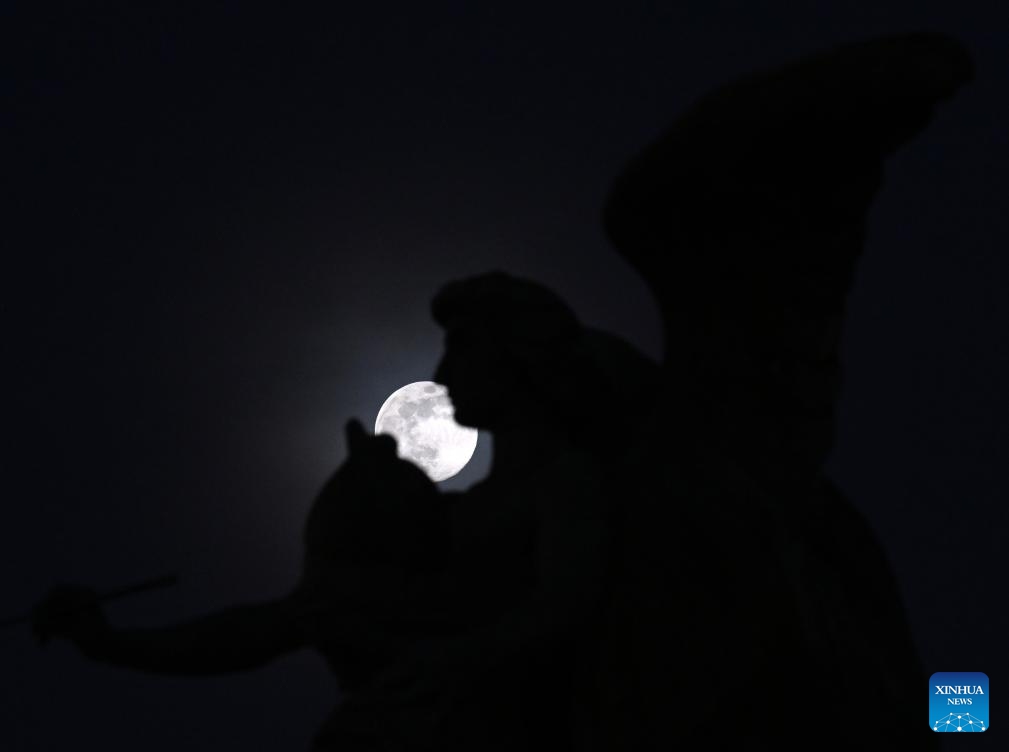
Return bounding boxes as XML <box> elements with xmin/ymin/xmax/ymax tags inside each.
<box><xmin>930</xmin><ymin>672</ymin><xmax>989</xmax><ymax>732</ymax></box>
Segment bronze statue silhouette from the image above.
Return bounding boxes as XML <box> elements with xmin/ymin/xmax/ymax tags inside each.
<box><xmin>31</xmin><ymin>272</ymin><xmax>658</xmax><ymax>751</ymax></box>
<box><xmin>311</xmin><ymin>272</ymin><xmax>660</xmax><ymax>750</ymax></box>
<box><xmin>29</xmin><ymin>30</ymin><xmax>973</xmax><ymax>750</ymax></box>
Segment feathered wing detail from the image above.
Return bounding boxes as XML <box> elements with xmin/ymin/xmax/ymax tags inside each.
<box><xmin>603</xmin><ymin>32</ymin><xmax>973</xmax><ymax>484</ymax></box>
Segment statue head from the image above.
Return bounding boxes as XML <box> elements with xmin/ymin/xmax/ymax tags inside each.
<box><xmin>431</xmin><ymin>271</ymin><xmax>659</xmax><ymax>443</ymax></box>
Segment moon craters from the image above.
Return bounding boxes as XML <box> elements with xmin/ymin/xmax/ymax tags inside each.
<box><xmin>375</xmin><ymin>381</ymin><xmax>477</xmax><ymax>482</ymax></box>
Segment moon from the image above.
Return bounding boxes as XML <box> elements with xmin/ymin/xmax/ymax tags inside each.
<box><xmin>374</xmin><ymin>381</ymin><xmax>478</xmax><ymax>482</ymax></box>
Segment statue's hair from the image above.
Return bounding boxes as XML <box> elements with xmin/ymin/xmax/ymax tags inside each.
<box><xmin>431</xmin><ymin>270</ymin><xmax>581</xmax><ymax>345</ymax></box>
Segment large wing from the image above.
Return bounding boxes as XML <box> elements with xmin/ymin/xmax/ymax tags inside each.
<box><xmin>602</xmin><ymin>32</ymin><xmax>973</xmax><ymax>484</ymax></box>
<box><xmin>586</xmin><ymin>34</ymin><xmax>972</xmax><ymax>747</ymax></box>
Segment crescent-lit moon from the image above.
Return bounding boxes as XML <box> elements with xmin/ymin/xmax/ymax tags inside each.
<box><xmin>374</xmin><ymin>381</ymin><xmax>478</xmax><ymax>482</ymax></box>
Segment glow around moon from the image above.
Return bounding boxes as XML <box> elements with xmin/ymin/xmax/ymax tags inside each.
<box><xmin>374</xmin><ymin>381</ymin><xmax>478</xmax><ymax>482</ymax></box>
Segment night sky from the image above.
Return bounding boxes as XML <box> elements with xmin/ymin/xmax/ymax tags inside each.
<box><xmin>3</xmin><ymin>3</ymin><xmax>1006</xmax><ymax>749</ymax></box>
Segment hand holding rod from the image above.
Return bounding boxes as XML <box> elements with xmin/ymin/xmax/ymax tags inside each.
<box><xmin>0</xmin><ymin>574</ymin><xmax>179</xmax><ymax>631</ymax></box>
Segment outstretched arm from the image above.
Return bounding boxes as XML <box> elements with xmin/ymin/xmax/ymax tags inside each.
<box><xmin>33</xmin><ymin>585</ymin><xmax>310</xmax><ymax>676</ymax></box>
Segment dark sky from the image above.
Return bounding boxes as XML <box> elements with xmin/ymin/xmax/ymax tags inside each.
<box><xmin>2</xmin><ymin>3</ymin><xmax>1006</xmax><ymax>749</ymax></box>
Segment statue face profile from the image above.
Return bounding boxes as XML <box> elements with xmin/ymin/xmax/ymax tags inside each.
<box><xmin>434</xmin><ymin>323</ymin><xmax>519</xmax><ymax>430</ymax></box>
<box><xmin>431</xmin><ymin>271</ymin><xmax>585</xmax><ymax>433</ymax></box>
